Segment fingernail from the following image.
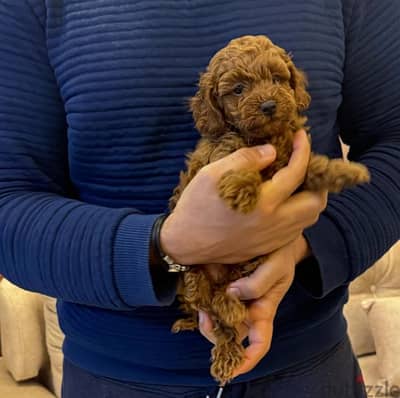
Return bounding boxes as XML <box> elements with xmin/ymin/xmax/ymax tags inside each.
<box><xmin>227</xmin><ymin>287</ymin><xmax>241</xmax><ymax>298</ymax></box>
<box><xmin>257</xmin><ymin>144</ymin><xmax>275</xmax><ymax>158</ymax></box>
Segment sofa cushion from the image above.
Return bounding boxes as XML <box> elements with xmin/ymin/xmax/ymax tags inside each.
<box><xmin>358</xmin><ymin>354</ymin><xmax>379</xmax><ymax>389</ymax></box>
<box><xmin>0</xmin><ymin>280</ymin><xmax>48</xmax><ymax>381</ymax></box>
<box><xmin>43</xmin><ymin>298</ymin><xmax>64</xmax><ymax>398</ymax></box>
<box><xmin>0</xmin><ymin>357</ymin><xmax>54</xmax><ymax>398</ymax></box>
<box><xmin>344</xmin><ymin>241</ymin><xmax>400</xmax><ymax>357</ymax></box>
<box><xmin>362</xmin><ymin>297</ymin><xmax>400</xmax><ymax>387</ymax></box>
<box><xmin>343</xmin><ymin>293</ymin><xmax>375</xmax><ymax>356</ymax></box>
<box><xmin>351</xmin><ymin>243</ymin><xmax>400</xmax><ymax>297</ymax></box>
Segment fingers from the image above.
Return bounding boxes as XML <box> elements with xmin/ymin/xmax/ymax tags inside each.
<box><xmin>261</xmin><ymin>129</ymin><xmax>311</xmax><ymax>204</ymax></box>
<box><xmin>232</xmin><ymin>319</ymin><xmax>274</xmax><ymax>378</ymax></box>
<box><xmin>233</xmin><ymin>295</ymin><xmax>280</xmax><ymax>377</ymax></box>
<box><xmin>206</xmin><ymin>144</ymin><xmax>276</xmax><ymax>178</ymax></box>
<box><xmin>227</xmin><ymin>245</ymin><xmax>295</xmax><ymax>301</ymax></box>
<box><xmin>228</xmin><ymin>258</ymin><xmax>278</xmax><ymax>301</ymax></box>
<box><xmin>200</xmin><ymin>304</ymin><xmax>274</xmax><ymax>380</ymax></box>
<box><xmin>198</xmin><ymin>310</ymin><xmax>249</xmax><ymax>345</ymax></box>
<box><xmin>232</xmin><ymin>287</ymin><xmax>284</xmax><ymax>379</ymax></box>
<box><xmin>277</xmin><ymin>189</ymin><xmax>328</xmax><ymax>227</ymax></box>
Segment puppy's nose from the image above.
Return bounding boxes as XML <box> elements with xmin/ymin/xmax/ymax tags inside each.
<box><xmin>260</xmin><ymin>100</ymin><xmax>277</xmax><ymax>116</ymax></box>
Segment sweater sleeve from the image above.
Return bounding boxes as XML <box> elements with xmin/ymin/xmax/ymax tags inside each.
<box><xmin>297</xmin><ymin>0</ymin><xmax>400</xmax><ymax>297</ymax></box>
<box><xmin>0</xmin><ymin>1</ymin><xmax>177</xmax><ymax>309</ymax></box>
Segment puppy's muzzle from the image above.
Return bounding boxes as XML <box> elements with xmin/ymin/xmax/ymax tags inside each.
<box><xmin>260</xmin><ymin>100</ymin><xmax>277</xmax><ymax>116</ymax></box>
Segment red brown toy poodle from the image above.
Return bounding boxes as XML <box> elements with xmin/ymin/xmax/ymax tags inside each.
<box><xmin>168</xmin><ymin>35</ymin><xmax>370</xmax><ymax>385</ymax></box>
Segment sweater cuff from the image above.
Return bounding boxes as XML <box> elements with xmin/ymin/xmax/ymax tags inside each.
<box><xmin>296</xmin><ymin>213</ymin><xmax>350</xmax><ymax>298</ymax></box>
<box><xmin>113</xmin><ymin>213</ymin><xmax>178</xmax><ymax>307</ymax></box>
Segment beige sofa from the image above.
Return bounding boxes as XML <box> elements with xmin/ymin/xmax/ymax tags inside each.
<box><xmin>0</xmin><ymin>241</ymin><xmax>399</xmax><ymax>397</ymax></box>
<box><xmin>344</xmin><ymin>240</ymin><xmax>400</xmax><ymax>394</ymax></box>
<box><xmin>0</xmin><ymin>281</ymin><xmax>64</xmax><ymax>398</ymax></box>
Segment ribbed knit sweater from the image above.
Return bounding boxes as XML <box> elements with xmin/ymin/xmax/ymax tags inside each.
<box><xmin>0</xmin><ymin>0</ymin><xmax>399</xmax><ymax>386</ymax></box>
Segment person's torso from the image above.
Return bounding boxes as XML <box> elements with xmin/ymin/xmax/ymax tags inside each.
<box><xmin>42</xmin><ymin>0</ymin><xmax>349</xmax><ymax>384</ymax></box>
<box><xmin>45</xmin><ymin>0</ymin><xmax>345</xmax><ymax>212</ymax></box>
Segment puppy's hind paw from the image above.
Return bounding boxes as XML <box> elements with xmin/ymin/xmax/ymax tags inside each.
<box><xmin>211</xmin><ymin>291</ymin><xmax>246</xmax><ymax>328</ymax></box>
<box><xmin>211</xmin><ymin>339</ymin><xmax>245</xmax><ymax>385</ymax></box>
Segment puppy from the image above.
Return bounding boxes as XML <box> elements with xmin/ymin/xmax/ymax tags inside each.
<box><xmin>169</xmin><ymin>35</ymin><xmax>369</xmax><ymax>384</ymax></box>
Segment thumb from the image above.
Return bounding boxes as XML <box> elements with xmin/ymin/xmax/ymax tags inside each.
<box><xmin>209</xmin><ymin>144</ymin><xmax>276</xmax><ymax>175</ymax></box>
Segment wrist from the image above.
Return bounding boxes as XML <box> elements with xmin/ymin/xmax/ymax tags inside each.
<box><xmin>150</xmin><ymin>214</ymin><xmax>190</xmax><ymax>273</ymax></box>
<box><xmin>149</xmin><ymin>214</ymin><xmax>168</xmax><ymax>268</ymax></box>
<box><xmin>159</xmin><ymin>214</ymin><xmax>190</xmax><ymax>265</ymax></box>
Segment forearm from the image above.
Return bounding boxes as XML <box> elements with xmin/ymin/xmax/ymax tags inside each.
<box><xmin>0</xmin><ymin>190</ymin><xmax>177</xmax><ymax>308</ymax></box>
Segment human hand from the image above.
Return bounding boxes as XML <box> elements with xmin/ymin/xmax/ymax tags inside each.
<box><xmin>161</xmin><ymin>129</ymin><xmax>327</xmax><ymax>265</ymax></box>
<box><xmin>198</xmin><ymin>235</ymin><xmax>312</xmax><ymax>378</ymax></box>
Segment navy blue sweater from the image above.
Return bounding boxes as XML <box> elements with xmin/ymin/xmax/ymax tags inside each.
<box><xmin>0</xmin><ymin>0</ymin><xmax>399</xmax><ymax>386</ymax></box>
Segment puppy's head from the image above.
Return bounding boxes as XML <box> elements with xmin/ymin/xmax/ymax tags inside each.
<box><xmin>190</xmin><ymin>35</ymin><xmax>310</xmax><ymax>140</ymax></box>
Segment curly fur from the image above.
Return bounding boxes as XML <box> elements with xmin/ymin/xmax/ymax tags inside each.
<box><xmin>169</xmin><ymin>35</ymin><xmax>370</xmax><ymax>384</ymax></box>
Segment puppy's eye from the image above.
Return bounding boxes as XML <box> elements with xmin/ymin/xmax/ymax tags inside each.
<box><xmin>272</xmin><ymin>76</ymin><xmax>282</xmax><ymax>84</ymax></box>
<box><xmin>233</xmin><ymin>84</ymin><xmax>244</xmax><ymax>96</ymax></box>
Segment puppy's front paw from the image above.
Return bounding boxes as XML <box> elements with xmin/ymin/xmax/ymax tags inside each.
<box><xmin>305</xmin><ymin>155</ymin><xmax>370</xmax><ymax>193</ymax></box>
<box><xmin>218</xmin><ymin>170</ymin><xmax>262</xmax><ymax>213</ymax></box>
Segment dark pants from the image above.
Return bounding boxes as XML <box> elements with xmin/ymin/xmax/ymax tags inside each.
<box><xmin>62</xmin><ymin>336</ymin><xmax>367</xmax><ymax>398</ymax></box>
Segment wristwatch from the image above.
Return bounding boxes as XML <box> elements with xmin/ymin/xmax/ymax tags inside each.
<box><xmin>150</xmin><ymin>214</ymin><xmax>190</xmax><ymax>273</ymax></box>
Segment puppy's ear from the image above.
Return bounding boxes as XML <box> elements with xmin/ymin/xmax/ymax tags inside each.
<box><xmin>288</xmin><ymin>62</ymin><xmax>311</xmax><ymax>112</ymax></box>
<box><xmin>190</xmin><ymin>71</ymin><xmax>226</xmax><ymax>137</ymax></box>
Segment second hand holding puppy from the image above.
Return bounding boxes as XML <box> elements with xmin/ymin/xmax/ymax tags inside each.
<box><xmin>199</xmin><ymin>234</ymin><xmax>312</xmax><ymax>380</ymax></box>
